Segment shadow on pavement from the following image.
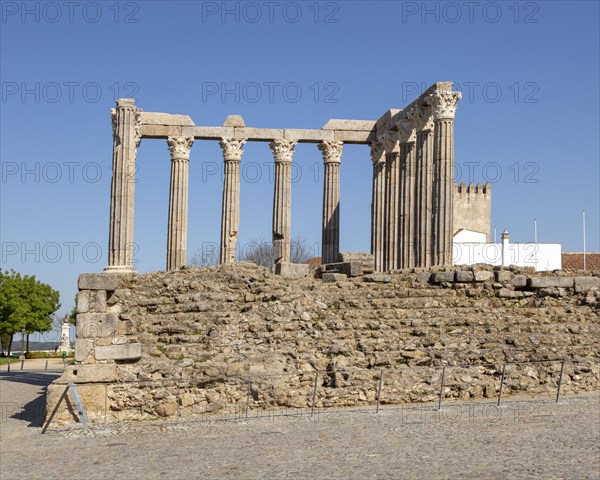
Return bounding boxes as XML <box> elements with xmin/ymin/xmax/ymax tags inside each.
<box><xmin>0</xmin><ymin>371</ymin><xmax>60</xmax><ymax>387</ymax></box>
<box><xmin>1</xmin><ymin>372</ymin><xmax>60</xmax><ymax>428</ymax></box>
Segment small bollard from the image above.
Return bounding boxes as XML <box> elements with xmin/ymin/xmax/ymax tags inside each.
<box><xmin>7</xmin><ymin>358</ymin><xmax>10</xmax><ymax>373</ymax></box>
<box><xmin>20</xmin><ymin>359</ymin><xmax>24</xmax><ymax>371</ymax></box>
<box><xmin>45</xmin><ymin>359</ymin><xmax>48</xmax><ymax>371</ymax></box>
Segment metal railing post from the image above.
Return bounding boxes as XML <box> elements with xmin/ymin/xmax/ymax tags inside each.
<box><xmin>556</xmin><ymin>360</ymin><xmax>565</xmax><ymax>403</ymax></box>
<box><xmin>311</xmin><ymin>372</ymin><xmax>318</xmax><ymax>419</ymax></box>
<box><xmin>376</xmin><ymin>369</ymin><xmax>384</xmax><ymax>414</ymax></box>
<box><xmin>104</xmin><ymin>384</ymin><xmax>108</xmax><ymax>425</ymax></box>
<box><xmin>438</xmin><ymin>366</ymin><xmax>446</xmax><ymax>410</ymax></box>
<box><xmin>497</xmin><ymin>363</ymin><xmax>507</xmax><ymax>406</ymax></box>
<box><xmin>176</xmin><ymin>380</ymin><xmax>181</xmax><ymax>424</ymax></box>
<box><xmin>245</xmin><ymin>375</ymin><xmax>251</xmax><ymax>420</ymax></box>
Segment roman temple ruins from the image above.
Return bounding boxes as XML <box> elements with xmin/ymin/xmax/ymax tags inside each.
<box><xmin>106</xmin><ymin>82</ymin><xmax>491</xmax><ymax>274</ymax></box>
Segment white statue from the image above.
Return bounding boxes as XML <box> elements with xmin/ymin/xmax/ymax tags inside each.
<box><xmin>59</xmin><ymin>321</ymin><xmax>72</xmax><ymax>353</ymax></box>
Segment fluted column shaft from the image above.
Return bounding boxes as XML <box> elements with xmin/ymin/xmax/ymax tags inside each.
<box><xmin>430</xmin><ymin>91</ymin><xmax>460</xmax><ymax>266</ymax></box>
<box><xmin>370</xmin><ymin>142</ymin><xmax>385</xmax><ymax>272</ymax></box>
<box><xmin>434</xmin><ymin>118</ymin><xmax>454</xmax><ymax>265</ymax></box>
<box><xmin>400</xmin><ymin>142</ymin><xmax>416</xmax><ymax>268</ymax></box>
<box><xmin>319</xmin><ymin>141</ymin><xmax>343</xmax><ymax>264</ymax></box>
<box><xmin>219</xmin><ymin>139</ymin><xmax>246</xmax><ymax>264</ymax></box>
<box><xmin>416</xmin><ymin>129</ymin><xmax>434</xmax><ymax>267</ymax></box>
<box><xmin>270</xmin><ymin>139</ymin><xmax>297</xmax><ymax>264</ymax></box>
<box><xmin>385</xmin><ymin>148</ymin><xmax>401</xmax><ymax>271</ymax></box>
<box><xmin>166</xmin><ymin>137</ymin><xmax>193</xmax><ymax>271</ymax></box>
<box><xmin>106</xmin><ymin>98</ymin><xmax>139</xmax><ymax>272</ymax></box>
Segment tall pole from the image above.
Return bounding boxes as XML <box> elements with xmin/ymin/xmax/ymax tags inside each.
<box><xmin>534</xmin><ymin>218</ymin><xmax>538</xmax><ymax>271</ymax></box>
<box><xmin>583</xmin><ymin>210</ymin><xmax>586</xmax><ymax>271</ymax></box>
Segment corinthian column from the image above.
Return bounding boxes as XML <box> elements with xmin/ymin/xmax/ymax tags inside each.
<box><xmin>319</xmin><ymin>141</ymin><xmax>343</xmax><ymax>264</ymax></box>
<box><xmin>370</xmin><ymin>141</ymin><xmax>386</xmax><ymax>272</ymax></box>
<box><xmin>219</xmin><ymin>138</ymin><xmax>246</xmax><ymax>264</ymax></box>
<box><xmin>105</xmin><ymin>98</ymin><xmax>141</xmax><ymax>273</ymax></box>
<box><xmin>415</xmin><ymin>104</ymin><xmax>435</xmax><ymax>267</ymax></box>
<box><xmin>380</xmin><ymin>133</ymin><xmax>400</xmax><ymax>271</ymax></box>
<box><xmin>430</xmin><ymin>90</ymin><xmax>461</xmax><ymax>266</ymax></box>
<box><xmin>166</xmin><ymin>136</ymin><xmax>194</xmax><ymax>271</ymax></box>
<box><xmin>269</xmin><ymin>139</ymin><xmax>297</xmax><ymax>264</ymax></box>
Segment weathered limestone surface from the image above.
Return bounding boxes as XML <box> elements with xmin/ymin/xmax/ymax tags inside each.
<box><xmin>166</xmin><ymin>136</ymin><xmax>193</xmax><ymax>270</ymax></box>
<box><xmin>47</xmin><ymin>264</ymin><xmax>599</xmax><ymax>425</ymax></box>
<box><xmin>273</xmin><ymin>262</ymin><xmax>309</xmax><ymax>278</ymax></box>
<box><xmin>106</xmin><ymin>82</ymin><xmax>471</xmax><ymax>275</ymax></box>
<box><xmin>76</xmin><ymin>313</ymin><xmax>118</xmax><ymax>338</ymax></box>
<box><xmin>337</xmin><ymin>252</ymin><xmax>375</xmax><ymax>274</ymax></box>
<box><xmin>370</xmin><ymin>142</ymin><xmax>386</xmax><ymax>272</ymax></box>
<box><xmin>270</xmin><ymin>139</ymin><xmax>296</xmax><ymax>264</ymax></box>
<box><xmin>219</xmin><ymin>138</ymin><xmax>245</xmax><ymax>264</ymax></box>
<box><xmin>95</xmin><ymin>343</ymin><xmax>142</xmax><ymax>361</ymax></box>
<box><xmin>106</xmin><ymin>99</ymin><xmax>139</xmax><ymax>272</ymax></box>
<box><xmin>319</xmin><ymin>141</ymin><xmax>343</xmax><ymax>264</ymax></box>
<box><xmin>78</xmin><ymin>273</ymin><xmax>122</xmax><ymax>291</ymax></box>
<box><xmin>529</xmin><ymin>277</ymin><xmax>575</xmax><ymax>288</ymax></box>
<box><xmin>139</xmin><ymin>112</ymin><xmax>194</xmax><ymax>126</ymax></box>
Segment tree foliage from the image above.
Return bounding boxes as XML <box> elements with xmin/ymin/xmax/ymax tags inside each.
<box><xmin>189</xmin><ymin>236</ymin><xmax>315</xmax><ymax>269</ymax></box>
<box><xmin>68</xmin><ymin>295</ymin><xmax>78</xmax><ymax>325</ymax></box>
<box><xmin>240</xmin><ymin>235</ymin><xmax>314</xmax><ymax>268</ymax></box>
<box><xmin>0</xmin><ymin>270</ymin><xmax>60</xmax><ymax>355</ymax></box>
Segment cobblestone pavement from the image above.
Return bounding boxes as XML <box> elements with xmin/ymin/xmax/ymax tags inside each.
<box><xmin>1</xmin><ymin>369</ymin><xmax>598</xmax><ymax>480</ymax></box>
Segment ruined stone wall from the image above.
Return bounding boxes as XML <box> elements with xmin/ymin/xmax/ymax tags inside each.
<box><xmin>47</xmin><ymin>263</ymin><xmax>599</xmax><ymax>424</ymax></box>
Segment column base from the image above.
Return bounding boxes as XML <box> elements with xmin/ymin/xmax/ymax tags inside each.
<box><xmin>103</xmin><ymin>265</ymin><xmax>135</xmax><ymax>274</ymax></box>
<box><xmin>273</xmin><ymin>262</ymin><xmax>310</xmax><ymax>278</ymax></box>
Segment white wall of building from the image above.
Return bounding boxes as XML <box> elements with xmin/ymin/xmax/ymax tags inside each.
<box><xmin>454</xmin><ymin>229</ymin><xmax>487</xmax><ymax>243</ymax></box>
<box><xmin>453</xmin><ymin>230</ymin><xmax>562</xmax><ymax>271</ymax></box>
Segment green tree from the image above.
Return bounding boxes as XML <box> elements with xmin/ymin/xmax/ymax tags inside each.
<box><xmin>0</xmin><ymin>270</ymin><xmax>60</xmax><ymax>356</ymax></box>
<box><xmin>68</xmin><ymin>295</ymin><xmax>77</xmax><ymax>325</ymax></box>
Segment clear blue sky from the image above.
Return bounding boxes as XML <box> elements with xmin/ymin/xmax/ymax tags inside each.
<box><xmin>1</xmin><ymin>1</ymin><xmax>599</xmax><ymax>339</ymax></box>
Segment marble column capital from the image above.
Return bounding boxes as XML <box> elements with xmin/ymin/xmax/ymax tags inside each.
<box><xmin>395</xmin><ymin>118</ymin><xmax>417</xmax><ymax>145</ymax></box>
<box><xmin>318</xmin><ymin>140</ymin><xmax>343</xmax><ymax>164</ymax></box>
<box><xmin>415</xmin><ymin>103</ymin><xmax>435</xmax><ymax>132</ymax></box>
<box><xmin>111</xmin><ymin>100</ymin><xmax>142</xmax><ymax>147</ymax></box>
<box><xmin>269</xmin><ymin>139</ymin><xmax>297</xmax><ymax>163</ymax></box>
<box><xmin>429</xmin><ymin>91</ymin><xmax>462</xmax><ymax>121</ymax></box>
<box><xmin>167</xmin><ymin>136</ymin><xmax>194</xmax><ymax>161</ymax></box>
<box><xmin>219</xmin><ymin>138</ymin><xmax>246</xmax><ymax>162</ymax></box>
<box><xmin>370</xmin><ymin>141</ymin><xmax>385</xmax><ymax>166</ymax></box>
<box><xmin>377</xmin><ymin>133</ymin><xmax>400</xmax><ymax>155</ymax></box>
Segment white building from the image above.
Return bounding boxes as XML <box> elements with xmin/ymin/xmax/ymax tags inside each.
<box><xmin>453</xmin><ymin>229</ymin><xmax>561</xmax><ymax>271</ymax></box>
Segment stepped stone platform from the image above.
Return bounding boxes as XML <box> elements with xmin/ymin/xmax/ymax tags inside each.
<box><xmin>46</xmin><ymin>263</ymin><xmax>599</xmax><ymax>425</ymax></box>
